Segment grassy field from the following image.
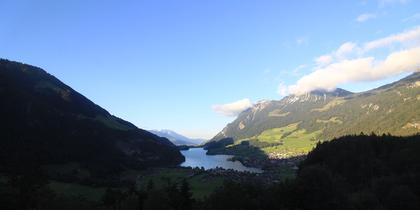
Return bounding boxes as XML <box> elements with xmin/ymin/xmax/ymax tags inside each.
<box><xmin>256</xmin><ymin>122</ymin><xmax>299</xmax><ymax>142</ymax></box>
<box><xmin>136</xmin><ymin>168</ymin><xmax>224</xmax><ymax>200</ymax></box>
<box><xmin>188</xmin><ymin>175</ymin><xmax>224</xmax><ymax>200</ymax></box>
<box><xmin>311</xmin><ymin>98</ymin><xmax>346</xmax><ymax>112</ymax></box>
<box><xmin>44</xmin><ymin>167</ymin><xmax>224</xmax><ymax>201</ymax></box>
<box><xmin>261</xmin><ymin>129</ymin><xmax>322</xmax><ymax>156</ymax></box>
<box><xmin>268</xmin><ymin>109</ymin><xmax>290</xmax><ymax>117</ymax></box>
<box><xmin>316</xmin><ymin>116</ymin><xmax>343</xmax><ymax>124</ymax></box>
<box><xmin>49</xmin><ymin>181</ymin><xmax>106</xmax><ymax>202</ymax></box>
<box><xmin>237</xmin><ymin>122</ymin><xmax>323</xmax><ymax>157</ymax></box>
<box><xmin>217</xmin><ymin>122</ymin><xmax>323</xmax><ymax>160</ymax></box>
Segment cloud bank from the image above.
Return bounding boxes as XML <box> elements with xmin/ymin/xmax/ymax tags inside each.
<box><xmin>286</xmin><ymin>26</ymin><xmax>420</xmax><ymax>95</ymax></box>
<box><xmin>212</xmin><ymin>99</ymin><xmax>253</xmax><ymax>117</ymax></box>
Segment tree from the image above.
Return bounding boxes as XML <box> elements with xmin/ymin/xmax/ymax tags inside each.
<box><xmin>102</xmin><ymin>188</ymin><xmax>124</xmax><ymax>210</ymax></box>
<box><xmin>8</xmin><ymin>165</ymin><xmax>50</xmax><ymax>210</ymax></box>
<box><xmin>146</xmin><ymin>179</ymin><xmax>154</xmax><ymax>192</ymax></box>
<box><xmin>179</xmin><ymin>179</ymin><xmax>193</xmax><ymax>210</ymax></box>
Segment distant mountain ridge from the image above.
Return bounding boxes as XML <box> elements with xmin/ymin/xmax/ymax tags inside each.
<box><xmin>208</xmin><ymin>72</ymin><xmax>420</xmax><ymax>159</ymax></box>
<box><xmin>150</xmin><ymin>129</ymin><xmax>205</xmax><ymax>145</ymax></box>
<box><xmin>0</xmin><ymin>59</ymin><xmax>184</xmax><ymax>174</ymax></box>
<box><xmin>306</xmin><ymin>88</ymin><xmax>353</xmax><ymax>97</ymax></box>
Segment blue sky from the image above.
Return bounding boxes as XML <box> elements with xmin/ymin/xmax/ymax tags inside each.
<box><xmin>1</xmin><ymin>0</ymin><xmax>419</xmax><ymax>139</ymax></box>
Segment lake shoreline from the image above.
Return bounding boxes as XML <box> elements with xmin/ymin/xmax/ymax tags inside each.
<box><xmin>180</xmin><ymin>148</ymin><xmax>263</xmax><ymax>173</ymax></box>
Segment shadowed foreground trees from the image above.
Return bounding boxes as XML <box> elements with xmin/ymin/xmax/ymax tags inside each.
<box><xmin>201</xmin><ymin>134</ymin><xmax>420</xmax><ymax>210</ymax></box>
<box><xmin>1</xmin><ymin>134</ymin><xmax>420</xmax><ymax>209</ymax></box>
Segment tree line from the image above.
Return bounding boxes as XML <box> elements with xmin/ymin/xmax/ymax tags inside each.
<box><xmin>1</xmin><ymin>133</ymin><xmax>420</xmax><ymax>209</ymax></box>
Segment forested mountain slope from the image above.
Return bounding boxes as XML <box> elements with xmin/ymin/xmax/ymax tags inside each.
<box><xmin>208</xmin><ymin>72</ymin><xmax>420</xmax><ymax>158</ymax></box>
<box><xmin>0</xmin><ymin>59</ymin><xmax>184</xmax><ymax>174</ymax></box>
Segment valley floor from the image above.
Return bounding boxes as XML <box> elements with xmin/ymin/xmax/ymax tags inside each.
<box><xmin>2</xmin><ymin>134</ymin><xmax>420</xmax><ymax>210</ymax></box>
<box><xmin>0</xmin><ymin>161</ymin><xmax>297</xmax><ymax>209</ymax></box>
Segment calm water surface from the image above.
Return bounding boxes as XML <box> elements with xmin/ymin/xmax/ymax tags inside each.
<box><xmin>180</xmin><ymin>148</ymin><xmax>263</xmax><ymax>173</ymax></box>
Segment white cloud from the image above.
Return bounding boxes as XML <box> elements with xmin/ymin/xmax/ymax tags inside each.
<box><xmin>315</xmin><ymin>42</ymin><xmax>360</xmax><ymax>67</ymax></box>
<box><xmin>323</xmin><ymin>26</ymin><xmax>420</xmax><ymax>61</ymax></box>
<box><xmin>364</xmin><ymin>27</ymin><xmax>420</xmax><ymax>51</ymax></box>
<box><xmin>289</xmin><ymin>47</ymin><xmax>420</xmax><ymax>95</ymax></box>
<box><xmin>403</xmin><ymin>13</ymin><xmax>420</xmax><ymax>22</ymax></box>
<box><xmin>212</xmin><ymin>99</ymin><xmax>253</xmax><ymax>117</ymax></box>
<box><xmin>315</xmin><ymin>55</ymin><xmax>333</xmax><ymax>66</ymax></box>
<box><xmin>356</xmin><ymin>13</ymin><xmax>377</xmax><ymax>22</ymax></box>
<box><xmin>336</xmin><ymin>42</ymin><xmax>358</xmax><ymax>58</ymax></box>
<box><xmin>277</xmin><ymin>83</ymin><xmax>289</xmax><ymax>96</ymax></box>
<box><xmin>283</xmin><ymin>26</ymin><xmax>420</xmax><ymax>96</ymax></box>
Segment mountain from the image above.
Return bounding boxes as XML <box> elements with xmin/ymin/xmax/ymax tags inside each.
<box><xmin>150</xmin><ymin>129</ymin><xmax>206</xmax><ymax>145</ymax></box>
<box><xmin>0</xmin><ymin>59</ymin><xmax>184</xmax><ymax>175</ymax></box>
<box><xmin>207</xmin><ymin>72</ymin><xmax>420</xmax><ymax>160</ymax></box>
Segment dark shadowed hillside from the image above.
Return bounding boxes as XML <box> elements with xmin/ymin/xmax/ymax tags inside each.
<box><xmin>0</xmin><ymin>59</ymin><xmax>184</xmax><ymax>175</ymax></box>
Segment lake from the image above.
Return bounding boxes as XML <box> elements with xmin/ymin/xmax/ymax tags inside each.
<box><xmin>180</xmin><ymin>148</ymin><xmax>263</xmax><ymax>173</ymax></box>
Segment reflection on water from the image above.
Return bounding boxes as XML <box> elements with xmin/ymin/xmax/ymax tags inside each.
<box><xmin>180</xmin><ymin>148</ymin><xmax>263</xmax><ymax>173</ymax></box>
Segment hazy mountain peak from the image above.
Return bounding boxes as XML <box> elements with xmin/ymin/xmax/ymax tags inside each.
<box><xmin>150</xmin><ymin>129</ymin><xmax>206</xmax><ymax>146</ymax></box>
<box><xmin>255</xmin><ymin>99</ymin><xmax>271</xmax><ymax>105</ymax></box>
<box><xmin>282</xmin><ymin>88</ymin><xmax>352</xmax><ymax>104</ymax></box>
<box><xmin>251</xmin><ymin>100</ymin><xmax>272</xmax><ymax>111</ymax></box>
